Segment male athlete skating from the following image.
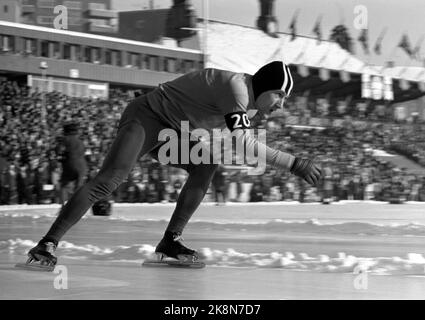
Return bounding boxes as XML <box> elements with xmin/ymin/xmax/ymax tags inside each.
<box><xmin>24</xmin><ymin>61</ymin><xmax>322</xmax><ymax>269</ymax></box>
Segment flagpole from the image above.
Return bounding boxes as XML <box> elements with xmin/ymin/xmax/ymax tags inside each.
<box><xmin>202</xmin><ymin>0</ymin><xmax>209</xmax><ymax>67</ymax></box>
<box><xmin>400</xmin><ymin>32</ymin><xmax>413</xmax><ymax>70</ymax></box>
<box><xmin>387</xmin><ymin>33</ymin><xmax>400</xmax><ymax>67</ymax></box>
<box><xmin>413</xmin><ymin>34</ymin><xmax>424</xmax><ymax>61</ymax></box>
<box><xmin>373</xmin><ymin>27</ymin><xmax>387</xmax><ymax>57</ymax></box>
<box><xmin>289</xmin><ymin>8</ymin><xmax>300</xmax><ymax>41</ymax></box>
<box><xmin>366</xmin><ymin>31</ymin><xmax>371</xmax><ymax>71</ymax></box>
<box><xmin>358</xmin><ymin>28</ymin><xmax>371</xmax><ymax>65</ymax></box>
<box><xmin>312</xmin><ymin>14</ymin><xmax>323</xmax><ymax>45</ymax></box>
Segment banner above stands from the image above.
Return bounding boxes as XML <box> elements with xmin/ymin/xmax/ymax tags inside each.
<box><xmin>204</xmin><ymin>20</ymin><xmax>369</xmax><ymax>74</ymax></box>
<box><xmin>203</xmin><ymin>20</ymin><xmax>425</xmax><ymax>100</ymax></box>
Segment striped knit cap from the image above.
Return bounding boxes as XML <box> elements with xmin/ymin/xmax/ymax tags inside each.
<box><xmin>252</xmin><ymin>61</ymin><xmax>294</xmax><ymax>101</ymax></box>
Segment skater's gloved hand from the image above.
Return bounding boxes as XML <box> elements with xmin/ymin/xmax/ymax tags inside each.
<box><xmin>290</xmin><ymin>157</ymin><xmax>322</xmax><ymax>186</ymax></box>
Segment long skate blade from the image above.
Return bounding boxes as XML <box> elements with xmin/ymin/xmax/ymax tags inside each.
<box><xmin>142</xmin><ymin>259</ymin><xmax>205</xmax><ymax>269</ymax></box>
<box><xmin>15</xmin><ymin>257</ymin><xmax>55</xmax><ymax>272</ymax></box>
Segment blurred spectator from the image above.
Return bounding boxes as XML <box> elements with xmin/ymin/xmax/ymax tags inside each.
<box><xmin>57</xmin><ymin>122</ymin><xmax>87</xmax><ymax>205</ymax></box>
<box><xmin>3</xmin><ymin>164</ymin><xmax>18</xmax><ymax>205</ymax></box>
<box><xmin>117</xmin><ymin>173</ymin><xmax>142</xmax><ymax>203</ymax></box>
<box><xmin>17</xmin><ymin>164</ymin><xmax>33</xmax><ymax>204</ymax></box>
<box><xmin>249</xmin><ymin>178</ymin><xmax>263</xmax><ymax>202</ymax></box>
<box><xmin>169</xmin><ymin>179</ymin><xmax>183</xmax><ymax>203</ymax></box>
<box><xmin>212</xmin><ymin>165</ymin><xmax>226</xmax><ymax>205</ymax></box>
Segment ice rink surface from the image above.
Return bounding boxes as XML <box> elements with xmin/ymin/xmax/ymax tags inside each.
<box><xmin>1</xmin><ymin>201</ymin><xmax>425</xmax><ymax>299</ymax></box>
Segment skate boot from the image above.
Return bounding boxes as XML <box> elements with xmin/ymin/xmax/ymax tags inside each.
<box><xmin>155</xmin><ymin>231</ymin><xmax>199</xmax><ymax>261</ymax></box>
<box><xmin>142</xmin><ymin>231</ymin><xmax>205</xmax><ymax>268</ymax></box>
<box><xmin>15</xmin><ymin>239</ymin><xmax>58</xmax><ymax>271</ymax></box>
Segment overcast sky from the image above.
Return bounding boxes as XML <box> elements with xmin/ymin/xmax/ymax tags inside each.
<box><xmin>122</xmin><ymin>0</ymin><xmax>425</xmax><ymax>67</ymax></box>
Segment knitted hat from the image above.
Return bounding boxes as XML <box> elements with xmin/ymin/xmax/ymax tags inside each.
<box><xmin>252</xmin><ymin>61</ymin><xmax>294</xmax><ymax>101</ymax></box>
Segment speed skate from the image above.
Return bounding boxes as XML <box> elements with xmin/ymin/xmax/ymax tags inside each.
<box><xmin>15</xmin><ymin>241</ymin><xmax>57</xmax><ymax>272</ymax></box>
<box><xmin>142</xmin><ymin>253</ymin><xmax>205</xmax><ymax>268</ymax></box>
<box><xmin>15</xmin><ymin>257</ymin><xmax>56</xmax><ymax>272</ymax></box>
<box><xmin>144</xmin><ymin>231</ymin><xmax>205</xmax><ymax>268</ymax></box>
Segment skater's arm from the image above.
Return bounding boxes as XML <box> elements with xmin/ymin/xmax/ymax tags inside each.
<box><xmin>239</xmin><ymin>129</ymin><xmax>321</xmax><ymax>185</ymax></box>
<box><xmin>230</xmin><ymin>126</ymin><xmax>295</xmax><ymax>170</ymax></box>
<box><xmin>224</xmin><ymin>112</ymin><xmax>322</xmax><ymax>186</ymax></box>
<box><xmin>217</xmin><ymin>76</ymin><xmax>321</xmax><ymax>185</ymax></box>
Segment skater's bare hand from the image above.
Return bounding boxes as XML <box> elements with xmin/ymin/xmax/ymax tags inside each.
<box><xmin>290</xmin><ymin>157</ymin><xmax>322</xmax><ymax>186</ymax></box>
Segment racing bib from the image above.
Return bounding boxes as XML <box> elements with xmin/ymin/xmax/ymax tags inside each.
<box><xmin>224</xmin><ymin>112</ymin><xmax>251</xmax><ymax>131</ymax></box>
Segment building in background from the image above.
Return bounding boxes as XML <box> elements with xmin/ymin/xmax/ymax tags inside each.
<box><xmin>118</xmin><ymin>9</ymin><xmax>169</xmax><ymax>44</ymax></box>
<box><xmin>0</xmin><ymin>20</ymin><xmax>203</xmax><ymax>97</ymax></box>
<box><xmin>0</xmin><ymin>0</ymin><xmax>199</xmax><ymax>45</ymax></box>
<box><xmin>118</xmin><ymin>0</ymin><xmax>199</xmax><ymax>49</ymax></box>
<box><xmin>0</xmin><ymin>0</ymin><xmax>22</xmax><ymax>22</ymax></box>
<box><xmin>0</xmin><ymin>0</ymin><xmax>118</xmax><ymax>35</ymax></box>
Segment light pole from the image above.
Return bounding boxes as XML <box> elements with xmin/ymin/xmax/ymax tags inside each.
<box><xmin>39</xmin><ymin>61</ymin><xmax>48</xmax><ymax>126</ymax></box>
<box><xmin>202</xmin><ymin>0</ymin><xmax>208</xmax><ymax>66</ymax></box>
<box><xmin>180</xmin><ymin>0</ymin><xmax>209</xmax><ymax>67</ymax></box>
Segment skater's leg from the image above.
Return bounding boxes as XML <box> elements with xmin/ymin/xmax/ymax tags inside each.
<box><xmin>166</xmin><ymin>163</ymin><xmax>218</xmax><ymax>234</ymax></box>
<box><xmin>150</xmin><ymin>139</ymin><xmax>218</xmax><ymax>235</ymax></box>
<box><xmin>43</xmin><ymin>122</ymin><xmax>156</xmax><ymax>244</ymax></box>
<box><xmin>148</xmin><ymin>162</ymin><xmax>217</xmax><ymax>261</ymax></box>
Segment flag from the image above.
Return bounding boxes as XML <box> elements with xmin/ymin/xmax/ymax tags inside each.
<box><xmin>373</xmin><ymin>28</ymin><xmax>387</xmax><ymax>55</ymax></box>
<box><xmin>312</xmin><ymin>16</ymin><xmax>322</xmax><ymax>44</ymax></box>
<box><xmin>288</xmin><ymin>11</ymin><xmax>298</xmax><ymax>41</ymax></box>
<box><xmin>358</xmin><ymin>28</ymin><xmax>369</xmax><ymax>54</ymax></box>
<box><xmin>398</xmin><ymin>33</ymin><xmax>413</xmax><ymax>57</ymax></box>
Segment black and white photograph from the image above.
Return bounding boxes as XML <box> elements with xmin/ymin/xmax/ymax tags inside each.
<box><xmin>1</xmin><ymin>0</ymin><xmax>425</xmax><ymax>306</ymax></box>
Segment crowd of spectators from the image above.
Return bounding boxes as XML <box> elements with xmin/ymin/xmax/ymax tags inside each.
<box><xmin>388</xmin><ymin>125</ymin><xmax>425</xmax><ymax>167</ymax></box>
<box><xmin>282</xmin><ymin>94</ymin><xmax>425</xmax><ymax>124</ymax></box>
<box><xmin>1</xmin><ymin>79</ymin><xmax>425</xmax><ymax>206</ymax></box>
<box><xmin>241</xmin><ymin>122</ymin><xmax>425</xmax><ymax>203</ymax></box>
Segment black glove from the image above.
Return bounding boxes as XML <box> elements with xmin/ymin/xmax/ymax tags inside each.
<box><xmin>290</xmin><ymin>157</ymin><xmax>322</xmax><ymax>186</ymax></box>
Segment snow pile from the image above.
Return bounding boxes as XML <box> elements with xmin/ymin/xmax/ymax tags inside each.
<box><xmin>1</xmin><ymin>238</ymin><xmax>155</xmax><ymax>261</ymax></box>
<box><xmin>0</xmin><ymin>212</ymin><xmax>53</xmax><ymax>220</ymax></box>
<box><xmin>0</xmin><ymin>239</ymin><xmax>38</xmax><ymax>255</ymax></box>
<box><xmin>3</xmin><ymin>238</ymin><xmax>425</xmax><ymax>275</ymax></box>
<box><xmin>198</xmin><ymin>249</ymin><xmax>425</xmax><ymax>275</ymax></box>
